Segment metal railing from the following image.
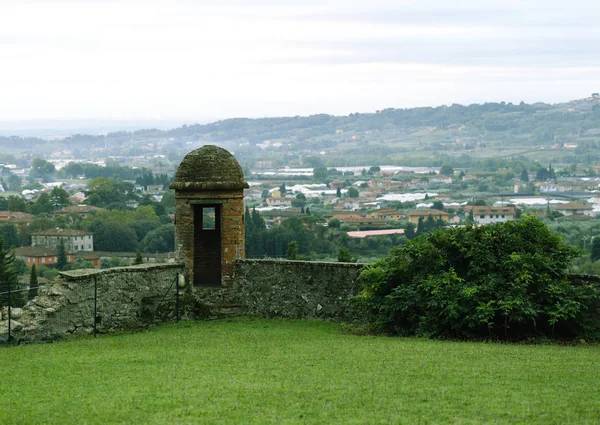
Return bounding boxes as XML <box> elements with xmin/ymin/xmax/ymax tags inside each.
<box><xmin>0</xmin><ymin>284</ymin><xmax>46</xmax><ymax>344</ymax></box>
<box><xmin>1</xmin><ymin>272</ymin><xmax>182</xmax><ymax>345</ymax></box>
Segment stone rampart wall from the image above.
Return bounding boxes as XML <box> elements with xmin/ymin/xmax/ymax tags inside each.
<box><xmin>2</xmin><ymin>263</ymin><xmax>184</xmax><ymax>341</ymax></box>
<box><xmin>232</xmin><ymin>259</ymin><xmax>364</xmax><ymax>319</ymax></box>
<box><xmin>2</xmin><ymin>260</ymin><xmax>366</xmax><ymax>342</ymax></box>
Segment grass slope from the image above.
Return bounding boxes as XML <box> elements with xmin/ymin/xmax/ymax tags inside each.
<box><xmin>1</xmin><ymin>318</ymin><xmax>599</xmax><ymax>424</ymax></box>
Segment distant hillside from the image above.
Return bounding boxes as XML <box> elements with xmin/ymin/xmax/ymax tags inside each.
<box><xmin>2</xmin><ymin>96</ymin><xmax>600</xmax><ymax>170</ymax></box>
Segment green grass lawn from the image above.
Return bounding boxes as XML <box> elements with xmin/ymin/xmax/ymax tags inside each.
<box><xmin>1</xmin><ymin>318</ymin><xmax>599</xmax><ymax>425</ymax></box>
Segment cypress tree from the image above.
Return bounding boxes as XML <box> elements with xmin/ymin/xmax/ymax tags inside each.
<box><xmin>337</xmin><ymin>246</ymin><xmax>356</xmax><ymax>263</ymax></box>
<box><xmin>591</xmin><ymin>238</ymin><xmax>600</xmax><ymax>262</ymax></box>
<box><xmin>133</xmin><ymin>250</ymin><xmax>143</xmax><ymax>265</ymax></box>
<box><xmin>56</xmin><ymin>238</ymin><xmax>68</xmax><ymax>271</ymax></box>
<box><xmin>251</xmin><ymin>208</ymin><xmax>265</xmax><ymax>229</ymax></box>
<box><xmin>520</xmin><ymin>169</ymin><xmax>529</xmax><ymax>182</ymax></box>
<box><xmin>0</xmin><ymin>236</ymin><xmax>20</xmax><ymax>307</ymax></box>
<box><xmin>286</xmin><ymin>241</ymin><xmax>298</xmax><ymax>260</ymax></box>
<box><xmin>416</xmin><ymin>216</ymin><xmax>425</xmax><ymax>236</ymax></box>
<box><xmin>405</xmin><ymin>223</ymin><xmax>416</xmax><ymax>240</ymax></box>
<box><xmin>29</xmin><ymin>264</ymin><xmax>39</xmax><ymax>300</ymax></box>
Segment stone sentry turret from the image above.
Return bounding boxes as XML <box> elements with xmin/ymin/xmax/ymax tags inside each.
<box><xmin>170</xmin><ymin>145</ymin><xmax>248</xmax><ymax>287</ymax></box>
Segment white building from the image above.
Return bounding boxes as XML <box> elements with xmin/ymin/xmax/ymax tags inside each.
<box><xmin>468</xmin><ymin>206</ymin><xmax>516</xmax><ymax>225</ymax></box>
<box><xmin>553</xmin><ymin>202</ymin><xmax>594</xmax><ymax>217</ymax></box>
<box><xmin>31</xmin><ymin>228</ymin><xmax>94</xmax><ymax>252</ymax></box>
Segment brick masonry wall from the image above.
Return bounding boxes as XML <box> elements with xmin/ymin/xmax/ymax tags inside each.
<box><xmin>174</xmin><ymin>190</ymin><xmax>245</xmax><ymax>286</ymax></box>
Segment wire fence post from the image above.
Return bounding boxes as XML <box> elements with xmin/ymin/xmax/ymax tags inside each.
<box><xmin>7</xmin><ymin>282</ymin><xmax>12</xmax><ymax>343</ymax></box>
<box><xmin>175</xmin><ymin>273</ymin><xmax>180</xmax><ymax>323</ymax></box>
<box><xmin>93</xmin><ymin>276</ymin><xmax>97</xmax><ymax>338</ymax></box>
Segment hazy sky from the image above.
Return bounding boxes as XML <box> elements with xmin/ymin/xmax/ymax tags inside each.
<box><xmin>1</xmin><ymin>0</ymin><xmax>599</xmax><ymax>121</ymax></box>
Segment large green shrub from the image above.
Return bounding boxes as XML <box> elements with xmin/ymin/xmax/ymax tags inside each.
<box><xmin>354</xmin><ymin>216</ymin><xmax>600</xmax><ymax>340</ymax></box>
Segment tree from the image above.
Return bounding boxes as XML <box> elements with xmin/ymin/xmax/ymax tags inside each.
<box><xmin>28</xmin><ymin>264</ymin><xmax>39</xmax><ymax>300</ymax></box>
<box><xmin>347</xmin><ymin>187</ymin><xmax>359</xmax><ymax>198</ymax></box>
<box><xmin>520</xmin><ymin>169</ymin><xmax>529</xmax><ymax>182</ymax></box>
<box><xmin>291</xmin><ymin>193</ymin><xmax>306</xmax><ymax>208</ymax></box>
<box><xmin>354</xmin><ymin>217</ymin><xmax>597</xmax><ymax>340</ymax></box>
<box><xmin>50</xmin><ymin>186</ymin><xmax>70</xmax><ymax>210</ymax></box>
<box><xmin>251</xmin><ymin>208</ymin><xmax>265</xmax><ymax>229</ymax></box>
<box><xmin>536</xmin><ymin>167</ymin><xmax>549</xmax><ymax>181</ymax></box>
<box><xmin>591</xmin><ymin>238</ymin><xmax>600</xmax><ymax>262</ymax></box>
<box><xmin>7</xmin><ymin>174</ymin><xmax>21</xmax><ymax>191</ymax></box>
<box><xmin>130</xmin><ymin>220</ymin><xmax>161</xmax><ymax>242</ymax></box>
<box><xmin>467</xmin><ymin>209</ymin><xmax>474</xmax><ymax>223</ymax></box>
<box><xmin>68</xmin><ymin>258</ymin><xmax>95</xmax><ymax>270</ymax></box>
<box><xmin>160</xmin><ymin>189</ymin><xmax>175</xmax><ymax>213</ymax></box>
<box><xmin>0</xmin><ymin>236</ymin><xmax>20</xmax><ymax>307</ymax></box>
<box><xmin>548</xmin><ymin>163</ymin><xmax>557</xmax><ymax>180</ymax></box>
<box><xmin>431</xmin><ymin>200</ymin><xmax>444</xmax><ymax>211</ymax></box>
<box><xmin>29</xmin><ymin>158</ymin><xmax>56</xmax><ymax>180</ymax></box>
<box><xmin>139</xmin><ymin>224</ymin><xmax>175</xmax><ymax>253</ymax></box>
<box><xmin>439</xmin><ymin>163</ymin><xmax>454</xmax><ymax>176</ymax></box>
<box><xmin>404</xmin><ymin>222</ymin><xmax>416</xmax><ymax>240</ymax></box>
<box><xmin>336</xmin><ymin>187</ymin><xmax>342</xmax><ymax>198</ymax></box>
<box><xmin>133</xmin><ymin>250</ymin><xmax>143</xmax><ymax>265</ymax></box>
<box><xmin>286</xmin><ymin>241</ymin><xmax>298</xmax><ymax>260</ymax></box>
<box><xmin>368</xmin><ymin>166</ymin><xmax>381</xmax><ymax>174</ymax></box>
<box><xmin>94</xmin><ymin>221</ymin><xmax>138</xmax><ymax>252</ymax></box>
<box><xmin>328</xmin><ymin>218</ymin><xmax>341</xmax><ymax>229</ymax></box>
<box><xmin>313</xmin><ymin>167</ymin><xmax>328</xmax><ymax>181</ymax></box>
<box><xmin>416</xmin><ymin>216</ymin><xmax>425</xmax><ymax>236</ymax></box>
<box><xmin>61</xmin><ymin>162</ymin><xmax>84</xmax><ymax>178</ymax></box>
<box><xmin>0</xmin><ymin>224</ymin><xmax>20</xmax><ymax>249</ymax></box>
<box><xmin>56</xmin><ymin>238</ymin><xmax>68</xmax><ymax>271</ymax></box>
<box><xmin>337</xmin><ymin>246</ymin><xmax>357</xmax><ymax>263</ymax></box>
<box><xmin>30</xmin><ymin>192</ymin><xmax>52</xmax><ymax>215</ymax></box>
<box><xmin>7</xmin><ymin>195</ymin><xmax>28</xmax><ymax>213</ymax></box>
<box><xmin>85</xmin><ymin>177</ymin><xmax>126</xmax><ymax>207</ymax></box>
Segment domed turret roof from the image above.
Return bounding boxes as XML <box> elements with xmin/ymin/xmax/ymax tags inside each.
<box><xmin>170</xmin><ymin>145</ymin><xmax>248</xmax><ymax>191</ymax></box>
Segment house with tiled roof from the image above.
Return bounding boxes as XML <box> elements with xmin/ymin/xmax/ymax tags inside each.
<box><xmin>14</xmin><ymin>246</ymin><xmax>101</xmax><ymax>268</ymax></box>
<box><xmin>331</xmin><ymin>213</ymin><xmax>364</xmax><ymax>222</ymax></box>
<box><xmin>369</xmin><ymin>208</ymin><xmax>403</xmax><ymax>221</ymax></box>
<box><xmin>14</xmin><ymin>246</ymin><xmax>76</xmax><ymax>268</ymax></box>
<box><xmin>329</xmin><ymin>180</ymin><xmax>345</xmax><ymax>189</ymax></box>
<box><xmin>54</xmin><ymin>205</ymin><xmax>105</xmax><ymax>217</ymax></box>
<box><xmin>553</xmin><ymin>202</ymin><xmax>594</xmax><ymax>217</ymax></box>
<box><xmin>0</xmin><ymin>211</ymin><xmax>35</xmax><ymax>225</ymax></box>
<box><xmin>467</xmin><ymin>206</ymin><xmax>516</xmax><ymax>225</ymax></box>
<box><xmin>0</xmin><ymin>211</ymin><xmax>35</xmax><ymax>234</ymax></box>
<box><xmin>256</xmin><ymin>209</ymin><xmax>302</xmax><ymax>227</ymax></box>
<box><xmin>343</xmin><ymin>217</ymin><xmax>387</xmax><ymax>228</ymax></box>
<box><xmin>31</xmin><ymin>228</ymin><xmax>94</xmax><ymax>252</ymax></box>
<box><xmin>407</xmin><ymin>209</ymin><xmax>451</xmax><ymax>225</ymax></box>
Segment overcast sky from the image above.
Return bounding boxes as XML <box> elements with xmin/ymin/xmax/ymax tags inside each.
<box><xmin>1</xmin><ymin>0</ymin><xmax>599</xmax><ymax>121</ymax></box>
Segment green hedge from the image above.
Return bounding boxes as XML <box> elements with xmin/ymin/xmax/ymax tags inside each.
<box><xmin>354</xmin><ymin>216</ymin><xmax>600</xmax><ymax>340</ymax></box>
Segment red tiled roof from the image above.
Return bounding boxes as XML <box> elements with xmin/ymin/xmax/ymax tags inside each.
<box><xmin>347</xmin><ymin>229</ymin><xmax>405</xmax><ymax>238</ymax></box>
<box><xmin>31</xmin><ymin>228</ymin><xmax>92</xmax><ymax>237</ymax></box>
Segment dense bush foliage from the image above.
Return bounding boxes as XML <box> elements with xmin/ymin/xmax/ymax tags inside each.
<box><xmin>354</xmin><ymin>216</ymin><xmax>600</xmax><ymax>340</ymax></box>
